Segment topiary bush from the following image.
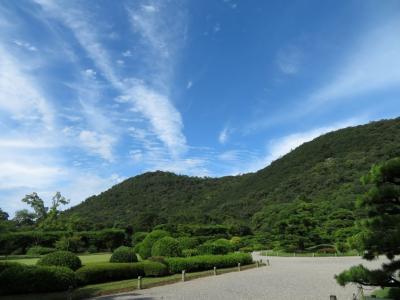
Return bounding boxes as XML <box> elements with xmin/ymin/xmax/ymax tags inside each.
<box><xmin>26</xmin><ymin>246</ymin><xmax>56</xmax><ymax>256</ymax></box>
<box><xmin>141</xmin><ymin>260</ymin><xmax>169</xmax><ymax>277</ymax></box>
<box><xmin>151</xmin><ymin>237</ymin><xmax>182</xmax><ymax>257</ymax></box>
<box><xmin>197</xmin><ymin>239</ymin><xmax>234</xmax><ymax>255</ymax></box>
<box><xmin>37</xmin><ymin>250</ymin><xmax>82</xmax><ymax>271</ymax></box>
<box><xmin>0</xmin><ymin>261</ymin><xmax>21</xmax><ymax>273</ymax></box>
<box><xmin>76</xmin><ymin>263</ymin><xmax>145</xmax><ymax>285</ymax></box>
<box><xmin>0</xmin><ymin>264</ymin><xmax>77</xmax><ymax>295</ymax></box>
<box><xmin>110</xmin><ymin>246</ymin><xmax>138</xmax><ymax>263</ymax></box>
<box><xmin>138</xmin><ymin>230</ymin><xmax>170</xmax><ymax>259</ymax></box>
<box><xmin>165</xmin><ymin>253</ymin><xmax>253</xmax><ymax>273</ymax></box>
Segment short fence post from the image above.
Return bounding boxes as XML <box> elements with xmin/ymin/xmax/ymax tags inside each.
<box><xmin>329</xmin><ymin>295</ymin><xmax>337</xmax><ymax>300</ymax></box>
<box><xmin>137</xmin><ymin>276</ymin><xmax>142</xmax><ymax>289</ymax></box>
<box><xmin>213</xmin><ymin>266</ymin><xmax>217</xmax><ymax>276</ymax></box>
<box><xmin>68</xmin><ymin>285</ymin><xmax>73</xmax><ymax>300</ymax></box>
<box><xmin>313</xmin><ymin>253</ymin><xmax>315</xmax><ymax>257</ymax></box>
<box><xmin>256</xmin><ymin>261</ymin><xmax>259</xmax><ymax>268</ymax></box>
<box><xmin>182</xmin><ymin>270</ymin><xmax>186</xmax><ymax>282</ymax></box>
<box><xmin>238</xmin><ymin>263</ymin><xmax>241</xmax><ymax>271</ymax></box>
<box><xmin>266</xmin><ymin>259</ymin><xmax>270</xmax><ymax>266</ymax></box>
<box><xmin>293</xmin><ymin>252</ymin><xmax>296</xmax><ymax>257</ymax></box>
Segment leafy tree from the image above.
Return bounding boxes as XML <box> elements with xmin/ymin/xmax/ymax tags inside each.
<box><xmin>0</xmin><ymin>208</ymin><xmax>9</xmax><ymax>221</ymax></box>
<box><xmin>336</xmin><ymin>158</ymin><xmax>400</xmax><ymax>288</ymax></box>
<box><xmin>22</xmin><ymin>192</ymin><xmax>48</xmax><ymax>221</ymax></box>
<box><xmin>13</xmin><ymin>209</ymin><xmax>36</xmax><ymax>226</ymax></box>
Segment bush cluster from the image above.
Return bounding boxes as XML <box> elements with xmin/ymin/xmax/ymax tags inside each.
<box><xmin>165</xmin><ymin>253</ymin><xmax>253</xmax><ymax>273</ymax></box>
<box><xmin>76</xmin><ymin>261</ymin><xmax>168</xmax><ymax>284</ymax></box>
<box><xmin>182</xmin><ymin>249</ymin><xmax>199</xmax><ymax>257</ymax></box>
<box><xmin>26</xmin><ymin>246</ymin><xmax>56</xmax><ymax>256</ymax></box>
<box><xmin>138</xmin><ymin>230</ymin><xmax>170</xmax><ymax>259</ymax></box>
<box><xmin>197</xmin><ymin>239</ymin><xmax>234</xmax><ymax>255</ymax></box>
<box><xmin>0</xmin><ymin>264</ymin><xmax>77</xmax><ymax>295</ymax></box>
<box><xmin>151</xmin><ymin>237</ymin><xmax>182</xmax><ymax>257</ymax></box>
<box><xmin>37</xmin><ymin>251</ymin><xmax>82</xmax><ymax>271</ymax></box>
<box><xmin>110</xmin><ymin>246</ymin><xmax>138</xmax><ymax>263</ymax></box>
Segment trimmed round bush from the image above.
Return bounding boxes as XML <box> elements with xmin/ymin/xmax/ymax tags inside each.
<box><xmin>138</xmin><ymin>230</ymin><xmax>170</xmax><ymax>259</ymax></box>
<box><xmin>148</xmin><ymin>256</ymin><xmax>167</xmax><ymax>264</ymax></box>
<box><xmin>26</xmin><ymin>246</ymin><xmax>56</xmax><ymax>256</ymax></box>
<box><xmin>197</xmin><ymin>239</ymin><xmax>234</xmax><ymax>255</ymax></box>
<box><xmin>151</xmin><ymin>237</ymin><xmax>182</xmax><ymax>257</ymax></box>
<box><xmin>0</xmin><ymin>265</ymin><xmax>77</xmax><ymax>295</ymax></box>
<box><xmin>0</xmin><ymin>261</ymin><xmax>21</xmax><ymax>273</ymax></box>
<box><xmin>110</xmin><ymin>246</ymin><xmax>138</xmax><ymax>263</ymax></box>
<box><xmin>165</xmin><ymin>253</ymin><xmax>253</xmax><ymax>273</ymax></box>
<box><xmin>37</xmin><ymin>250</ymin><xmax>82</xmax><ymax>271</ymax></box>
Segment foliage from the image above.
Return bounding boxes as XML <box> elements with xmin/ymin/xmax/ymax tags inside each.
<box><xmin>197</xmin><ymin>239</ymin><xmax>234</xmax><ymax>255</ymax></box>
<box><xmin>138</xmin><ymin>230</ymin><xmax>170</xmax><ymax>259</ymax></box>
<box><xmin>0</xmin><ymin>264</ymin><xmax>76</xmax><ymax>295</ymax></box>
<box><xmin>0</xmin><ymin>261</ymin><xmax>21</xmax><ymax>273</ymax></box>
<box><xmin>13</xmin><ymin>209</ymin><xmax>36</xmax><ymax>226</ymax></box>
<box><xmin>165</xmin><ymin>253</ymin><xmax>253</xmax><ymax>273</ymax></box>
<box><xmin>151</xmin><ymin>237</ymin><xmax>182</xmax><ymax>257</ymax></box>
<box><xmin>55</xmin><ymin>235</ymin><xmax>84</xmax><ymax>252</ymax></box>
<box><xmin>177</xmin><ymin>236</ymin><xmax>199</xmax><ymax>250</ymax></box>
<box><xmin>62</xmin><ymin>118</ymin><xmax>400</xmax><ymax>237</ymax></box>
<box><xmin>37</xmin><ymin>250</ymin><xmax>82</xmax><ymax>271</ymax></box>
<box><xmin>0</xmin><ymin>208</ymin><xmax>9</xmax><ymax>221</ymax></box>
<box><xmin>182</xmin><ymin>249</ymin><xmax>199</xmax><ymax>257</ymax></box>
<box><xmin>110</xmin><ymin>246</ymin><xmax>138</xmax><ymax>263</ymax></box>
<box><xmin>132</xmin><ymin>231</ymin><xmax>148</xmax><ymax>245</ymax></box>
<box><xmin>336</xmin><ymin>157</ymin><xmax>400</xmax><ymax>288</ymax></box>
<box><xmin>26</xmin><ymin>246</ymin><xmax>56</xmax><ymax>256</ymax></box>
<box><xmin>75</xmin><ymin>261</ymin><xmax>167</xmax><ymax>284</ymax></box>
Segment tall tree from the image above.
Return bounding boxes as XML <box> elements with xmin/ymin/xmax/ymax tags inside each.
<box><xmin>336</xmin><ymin>157</ymin><xmax>400</xmax><ymax>288</ymax></box>
<box><xmin>22</xmin><ymin>192</ymin><xmax>48</xmax><ymax>221</ymax></box>
<box><xmin>0</xmin><ymin>208</ymin><xmax>9</xmax><ymax>221</ymax></box>
<box><xmin>13</xmin><ymin>209</ymin><xmax>36</xmax><ymax>226</ymax></box>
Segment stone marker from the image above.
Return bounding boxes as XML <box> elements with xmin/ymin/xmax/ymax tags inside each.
<box><xmin>238</xmin><ymin>263</ymin><xmax>241</xmax><ymax>271</ymax></box>
<box><xmin>214</xmin><ymin>266</ymin><xmax>217</xmax><ymax>276</ymax></box>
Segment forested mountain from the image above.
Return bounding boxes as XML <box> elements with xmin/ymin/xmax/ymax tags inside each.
<box><xmin>65</xmin><ymin>118</ymin><xmax>400</xmax><ymax>245</ymax></box>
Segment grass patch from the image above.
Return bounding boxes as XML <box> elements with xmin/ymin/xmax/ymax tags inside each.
<box><xmin>1</xmin><ymin>253</ymin><xmax>112</xmax><ymax>266</ymax></box>
<box><xmin>0</xmin><ymin>262</ymin><xmax>261</xmax><ymax>300</ymax></box>
<box><xmin>370</xmin><ymin>287</ymin><xmax>400</xmax><ymax>299</ymax></box>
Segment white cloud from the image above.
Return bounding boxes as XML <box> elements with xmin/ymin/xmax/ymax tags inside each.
<box><xmin>122</xmin><ymin>50</ymin><xmax>132</xmax><ymax>57</ymax></box>
<box><xmin>84</xmin><ymin>68</ymin><xmax>96</xmax><ymax>79</ymax></box>
<box><xmin>13</xmin><ymin>39</ymin><xmax>37</xmax><ymax>51</ymax></box>
<box><xmin>276</xmin><ymin>45</ymin><xmax>301</xmax><ymax>75</ymax></box>
<box><xmin>218</xmin><ymin>126</ymin><xmax>230</xmax><ymax>144</ymax></box>
<box><xmin>116</xmin><ymin>59</ymin><xmax>124</xmax><ymax>65</ymax></box>
<box><xmin>218</xmin><ymin>150</ymin><xmax>239</xmax><ymax>161</ymax></box>
<box><xmin>186</xmin><ymin>80</ymin><xmax>193</xmax><ymax>89</ymax></box>
<box><xmin>79</xmin><ymin>130</ymin><xmax>115</xmax><ymax>161</ymax></box>
<box><xmin>311</xmin><ymin>19</ymin><xmax>400</xmax><ymax>104</ymax></box>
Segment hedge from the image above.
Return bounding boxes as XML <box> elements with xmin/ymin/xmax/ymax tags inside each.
<box><xmin>110</xmin><ymin>246</ymin><xmax>138</xmax><ymax>263</ymax></box>
<box><xmin>0</xmin><ymin>265</ymin><xmax>77</xmax><ymax>295</ymax></box>
<box><xmin>76</xmin><ymin>261</ymin><xmax>168</xmax><ymax>285</ymax></box>
<box><xmin>0</xmin><ymin>261</ymin><xmax>21</xmax><ymax>273</ymax></box>
<box><xmin>197</xmin><ymin>239</ymin><xmax>233</xmax><ymax>255</ymax></box>
<box><xmin>26</xmin><ymin>246</ymin><xmax>56</xmax><ymax>256</ymax></box>
<box><xmin>165</xmin><ymin>253</ymin><xmax>253</xmax><ymax>273</ymax></box>
<box><xmin>151</xmin><ymin>237</ymin><xmax>182</xmax><ymax>257</ymax></box>
<box><xmin>37</xmin><ymin>251</ymin><xmax>82</xmax><ymax>271</ymax></box>
<box><xmin>138</xmin><ymin>230</ymin><xmax>170</xmax><ymax>259</ymax></box>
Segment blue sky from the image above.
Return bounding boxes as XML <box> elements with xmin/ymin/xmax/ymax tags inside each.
<box><xmin>1</xmin><ymin>0</ymin><xmax>400</xmax><ymax>215</ymax></box>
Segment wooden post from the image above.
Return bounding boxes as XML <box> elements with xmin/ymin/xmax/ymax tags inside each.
<box><xmin>256</xmin><ymin>261</ymin><xmax>259</xmax><ymax>268</ymax></box>
<box><xmin>182</xmin><ymin>270</ymin><xmax>186</xmax><ymax>282</ymax></box>
<box><xmin>293</xmin><ymin>252</ymin><xmax>296</xmax><ymax>257</ymax></box>
<box><xmin>238</xmin><ymin>263</ymin><xmax>241</xmax><ymax>271</ymax></box>
<box><xmin>329</xmin><ymin>295</ymin><xmax>337</xmax><ymax>300</ymax></box>
<box><xmin>137</xmin><ymin>276</ymin><xmax>142</xmax><ymax>289</ymax></box>
<box><xmin>213</xmin><ymin>266</ymin><xmax>217</xmax><ymax>276</ymax></box>
<box><xmin>266</xmin><ymin>259</ymin><xmax>270</xmax><ymax>266</ymax></box>
<box><xmin>313</xmin><ymin>253</ymin><xmax>315</xmax><ymax>257</ymax></box>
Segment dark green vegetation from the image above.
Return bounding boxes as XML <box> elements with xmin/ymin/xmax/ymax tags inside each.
<box><xmin>63</xmin><ymin>118</ymin><xmax>400</xmax><ymax>251</ymax></box>
<box><xmin>37</xmin><ymin>250</ymin><xmax>82</xmax><ymax>271</ymax></box>
<box><xmin>336</xmin><ymin>158</ymin><xmax>400</xmax><ymax>289</ymax></box>
<box><xmin>109</xmin><ymin>246</ymin><xmax>138</xmax><ymax>263</ymax></box>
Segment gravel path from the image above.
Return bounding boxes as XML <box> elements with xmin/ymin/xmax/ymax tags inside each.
<box><xmin>93</xmin><ymin>253</ymin><xmax>385</xmax><ymax>300</ymax></box>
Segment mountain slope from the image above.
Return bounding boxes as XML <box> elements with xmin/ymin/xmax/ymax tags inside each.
<box><xmin>65</xmin><ymin>118</ymin><xmax>400</xmax><ymax>231</ymax></box>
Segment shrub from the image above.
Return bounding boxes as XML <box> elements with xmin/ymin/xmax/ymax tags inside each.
<box><xmin>165</xmin><ymin>253</ymin><xmax>253</xmax><ymax>273</ymax></box>
<box><xmin>141</xmin><ymin>260</ymin><xmax>169</xmax><ymax>277</ymax></box>
<box><xmin>110</xmin><ymin>246</ymin><xmax>138</xmax><ymax>263</ymax></box>
<box><xmin>37</xmin><ymin>250</ymin><xmax>82</xmax><ymax>271</ymax></box>
<box><xmin>239</xmin><ymin>246</ymin><xmax>254</xmax><ymax>253</ymax></box>
<box><xmin>87</xmin><ymin>245</ymin><xmax>98</xmax><ymax>253</ymax></box>
<box><xmin>55</xmin><ymin>235</ymin><xmax>84</xmax><ymax>253</ymax></box>
<box><xmin>0</xmin><ymin>265</ymin><xmax>76</xmax><ymax>295</ymax></box>
<box><xmin>148</xmin><ymin>256</ymin><xmax>167</xmax><ymax>264</ymax></box>
<box><xmin>26</xmin><ymin>246</ymin><xmax>56</xmax><ymax>256</ymax></box>
<box><xmin>197</xmin><ymin>239</ymin><xmax>234</xmax><ymax>255</ymax></box>
<box><xmin>0</xmin><ymin>261</ymin><xmax>21</xmax><ymax>273</ymax></box>
<box><xmin>177</xmin><ymin>237</ymin><xmax>199</xmax><ymax>250</ymax></box>
<box><xmin>182</xmin><ymin>249</ymin><xmax>199</xmax><ymax>257</ymax></box>
<box><xmin>76</xmin><ymin>263</ymin><xmax>145</xmax><ymax>285</ymax></box>
<box><xmin>138</xmin><ymin>230</ymin><xmax>170</xmax><ymax>259</ymax></box>
<box><xmin>230</xmin><ymin>236</ymin><xmax>243</xmax><ymax>250</ymax></box>
<box><xmin>151</xmin><ymin>237</ymin><xmax>182</xmax><ymax>257</ymax></box>
<box><xmin>132</xmin><ymin>232</ymin><xmax>148</xmax><ymax>245</ymax></box>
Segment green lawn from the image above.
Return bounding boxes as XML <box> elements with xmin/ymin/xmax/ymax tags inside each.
<box><xmin>2</xmin><ymin>252</ymin><xmax>112</xmax><ymax>265</ymax></box>
<box><xmin>0</xmin><ymin>263</ymin><xmax>261</xmax><ymax>300</ymax></box>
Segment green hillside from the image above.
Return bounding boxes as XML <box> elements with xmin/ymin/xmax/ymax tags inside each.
<box><xmin>65</xmin><ymin>117</ymin><xmax>400</xmax><ymax>249</ymax></box>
